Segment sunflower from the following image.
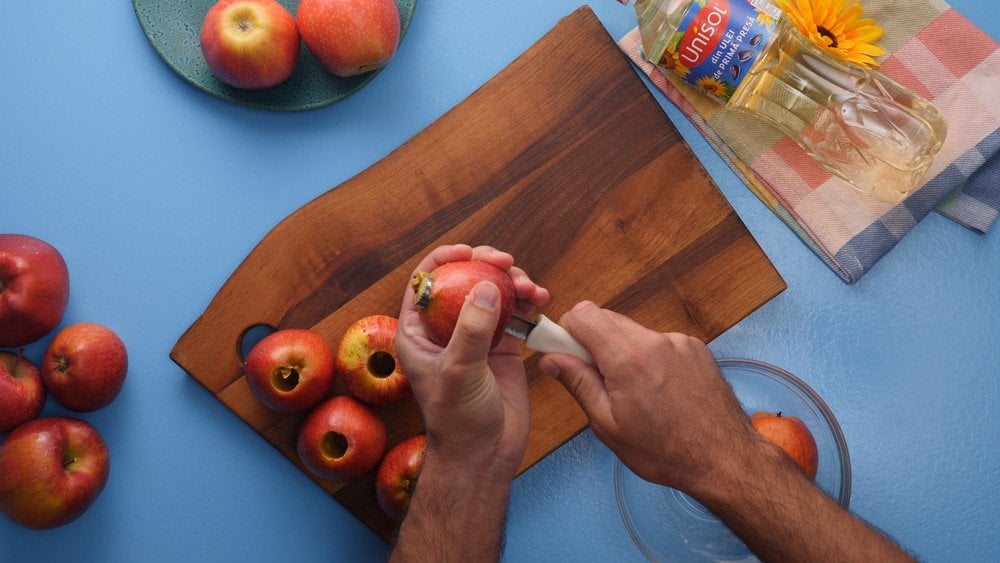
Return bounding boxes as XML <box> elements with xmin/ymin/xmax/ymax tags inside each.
<box><xmin>776</xmin><ymin>0</ymin><xmax>886</xmax><ymax>68</ymax></box>
<box><xmin>695</xmin><ymin>76</ymin><xmax>730</xmax><ymax>98</ymax></box>
<box><xmin>661</xmin><ymin>48</ymin><xmax>691</xmax><ymax>78</ymax></box>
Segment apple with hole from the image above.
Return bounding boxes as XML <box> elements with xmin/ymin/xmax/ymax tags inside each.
<box><xmin>0</xmin><ymin>351</ymin><xmax>46</xmax><ymax>434</ymax></box>
<box><xmin>0</xmin><ymin>417</ymin><xmax>110</xmax><ymax>530</ymax></box>
<box><xmin>750</xmin><ymin>411</ymin><xmax>818</xmax><ymax>480</ymax></box>
<box><xmin>410</xmin><ymin>260</ymin><xmax>516</xmax><ymax>350</ymax></box>
<box><xmin>297</xmin><ymin>0</ymin><xmax>401</xmax><ymax>77</ymax></box>
<box><xmin>375</xmin><ymin>434</ymin><xmax>426</xmax><ymax>521</ymax></box>
<box><xmin>244</xmin><ymin>328</ymin><xmax>335</xmax><ymax>412</ymax></box>
<box><xmin>337</xmin><ymin>315</ymin><xmax>410</xmax><ymax>406</ymax></box>
<box><xmin>297</xmin><ymin>395</ymin><xmax>386</xmax><ymax>481</ymax></box>
<box><xmin>0</xmin><ymin>233</ymin><xmax>70</xmax><ymax>348</ymax></box>
<box><xmin>200</xmin><ymin>0</ymin><xmax>300</xmax><ymax>89</ymax></box>
<box><xmin>41</xmin><ymin>322</ymin><xmax>128</xmax><ymax>413</ymax></box>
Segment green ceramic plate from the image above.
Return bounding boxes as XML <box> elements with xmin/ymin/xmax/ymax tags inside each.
<box><xmin>133</xmin><ymin>0</ymin><xmax>417</xmax><ymax>111</ymax></box>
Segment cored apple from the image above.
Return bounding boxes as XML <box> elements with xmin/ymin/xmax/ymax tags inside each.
<box><xmin>0</xmin><ymin>351</ymin><xmax>46</xmax><ymax>434</ymax></box>
<box><xmin>244</xmin><ymin>328</ymin><xmax>335</xmax><ymax>412</ymax></box>
<box><xmin>375</xmin><ymin>434</ymin><xmax>426</xmax><ymax>521</ymax></box>
<box><xmin>0</xmin><ymin>233</ymin><xmax>70</xmax><ymax>348</ymax></box>
<box><xmin>297</xmin><ymin>0</ymin><xmax>401</xmax><ymax>77</ymax></box>
<box><xmin>0</xmin><ymin>417</ymin><xmax>110</xmax><ymax>529</ymax></box>
<box><xmin>336</xmin><ymin>315</ymin><xmax>411</xmax><ymax>406</ymax></box>
<box><xmin>410</xmin><ymin>260</ymin><xmax>516</xmax><ymax>349</ymax></box>
<box><xmin>750</xmin><ymin>411</ymin><xmax>819</xmax><ymax>480</ymax></box>
<box><xmin>200</xmin><ymin>0</ymin><xmax>300</xmax><ymax>89</ymax></box>
<box><xmin>297</xmin><ymin>395</ymin><xmax>386</xmax><ymax>481</ymax></box>
<box><xmin>41</xmin><ymin>322</ymin><xmax>128</xmax><ymax>413</ymax></box>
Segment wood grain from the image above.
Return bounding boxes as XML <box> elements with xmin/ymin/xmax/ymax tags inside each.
<box><xmin>171</xmin><ymin>6</ymin><xmax>786</xmax><ymax>542</ymax></box>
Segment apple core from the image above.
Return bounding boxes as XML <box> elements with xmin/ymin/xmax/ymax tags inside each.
<box><xmin>271</xmin><ymin>367</ymin><xmax>300</xmax><ymax>392</ymax></box>
<box><xmin>367</xmin><ymin>351</ymin><xmax>395</xmax><ymax>378</ymax></box>
<box><xmin>321</xmin><ymin>431</ymin><xmax>349</xmax><ymax>460</ymax></box>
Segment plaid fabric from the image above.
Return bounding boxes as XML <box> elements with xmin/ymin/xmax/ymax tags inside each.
<box><xmin>618</xmin><ymin>0</ymin><xmax>1000</xmax><ymax>283</ymax></box>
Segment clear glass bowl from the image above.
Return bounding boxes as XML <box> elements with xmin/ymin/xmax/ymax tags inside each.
<box><xmin>614</xmin><ymin>358</ymin><xmax>851</xmax><ymax>562</ymax></box>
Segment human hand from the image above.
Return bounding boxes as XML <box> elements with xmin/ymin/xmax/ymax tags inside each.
<box><xmin>537</xmin><ymin>302</ymin><xmax>756</xmax><ymax>495</ymax></box>
<box><xmin>395</xmin><ymin>244</ymin><xmax>549</xmax><ymax>478</ymax></box>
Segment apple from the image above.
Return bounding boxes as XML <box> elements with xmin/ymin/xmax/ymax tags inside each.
<box><xmin>297</xmin><ymin>395</ymin><xmax>386</xmax><ymax>481</ymax></box>
<box><xmin>41</xmin><ymin>322</ymin><xmax>128</xmax><ymax>413</ymax></box>
<box><xmin>410</xmin><ymin>260</ymin><xmax>516</xmax><ymax>349</ymax></box>
<box><xmin>375</xmin><ymin>434</ymin><xmax>426</xmax><ymax>521</ymax></box>
<box><xmin>336</xmin><ymin>315</ymin><xmax>411</xmax><ymax>406</ymax></box>
<box><xmin>244</xmin><ymin>328</ymin><xmax>335</xmax><ymax>412</ymax></box>
<box><xmin>0</xmin><ymin>417</ymin><xmax>110</xmax><ymax>529</ymax></box>
<box><xmin>750</xmin><ymin>411</ymin><xmax>819</xmax><ymax>480</ymax></box>
<box><xmin>0</xmin><ymin>351</ymin><xmax>46</xmax><ymax>434</ymax></box>
<box><xmin>200</xmin><ymin>0</ymin><xmax>300</xmax><ymax>89</ymax></box>
<box><xmin>0</xmin><ymin>233</ymin><xmax>70</xmax><ymax>348</ymax></box>
<box><xmin>297</xmin><ymin>0</ymin><xmax>401</xmax><ymax>77</ymax></box>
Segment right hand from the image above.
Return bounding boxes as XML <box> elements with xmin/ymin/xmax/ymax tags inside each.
<box><xmin>538</xmin><ymin>301</ymin><xmax>757</xmax><ymax>495</ymax></box>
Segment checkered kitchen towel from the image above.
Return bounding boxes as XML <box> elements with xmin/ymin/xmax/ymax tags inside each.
<box><xmin>618</xmin><ymin>0</ymin><xmax>1000</xmax><ymax>283</ymax></box>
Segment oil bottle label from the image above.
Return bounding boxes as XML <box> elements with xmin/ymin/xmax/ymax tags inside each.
<box><xmin>661</xmin><ymin>0</ymin><xmax>781</xmax><ymax>103</ymax></box>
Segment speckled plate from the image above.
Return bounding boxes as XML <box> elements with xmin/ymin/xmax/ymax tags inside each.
<box><xmin>133</xmin><ymin>0</ymin><xmax>417</xmax><ymax>111</ymax></box>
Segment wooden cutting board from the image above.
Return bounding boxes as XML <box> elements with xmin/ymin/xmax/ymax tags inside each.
<box><xmin>171</xmin><ymin>5</ymin><xmax>785</xmax><ymax>543</ymax></box>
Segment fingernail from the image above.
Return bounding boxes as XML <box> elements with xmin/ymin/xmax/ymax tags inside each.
<box><xmin>539</xmin><ymin>360</ymin><xmax>560</xmax><ymax>378</ymax></box>
<box><xmin>473</xmin><ymin>282</ymin><xmax>499</xmax><ymax>311</ymax></box>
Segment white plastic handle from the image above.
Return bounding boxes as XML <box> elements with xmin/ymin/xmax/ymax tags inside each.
<box><xmin>524</xmin><ymin>314</ymin><xmax>595</xmax><ymax>365</ymax></box>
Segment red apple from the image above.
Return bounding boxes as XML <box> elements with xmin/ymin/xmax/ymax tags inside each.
<box><xmin>0</xmin><ymin>351</ymin><xmax>46</xmax><ymax>434</ymax></box>
<box><xmin>410</xmin><ymin>260</ymin><xmax>516</xmax><ymax>349</ymax></box>
<box><xmin>297</xmin><ymin>0</ymin><xmax>401</xmax><ymax>77</ymax></box>
<box><xmin>297</xmin><ymin>395</ymin><xmax>386</xmax><ymax>481</ymax></box>
<box><xmin>0</xmin><ymin>233</ymin><xmax>70</xmax><ymax>348</ymax></box>
<box><xmin>0</xmin><ymin>417</ymin><xmax>110</xmax><ymax>529</ymax></box>
<box><xmin>750</xmin><ymin>411</ymin><xmax>819</xmax><ymax>480</ymax></box>
<box><xmin>41</xmin><ymin>323</ymin><xmax>128</xmax><ymax>413</ymax></box>
<box><xmin>244</xmin><ymin>328</ymin><xmax>335</xmax><ymax>412</ymax></box>
<box><xmin>200</xmin><ymin>0</ymin><xmax>300</xmax><ymax>89</ymax></box>
<box><xmin>336</xmin><ymin>315</ymin><xmax>411</xmax><ymax>406</ymax></box>
<box><xmin>375</xmin><ymin>434</ymin><xmax>426</xmax><ymax>521</ymax></box>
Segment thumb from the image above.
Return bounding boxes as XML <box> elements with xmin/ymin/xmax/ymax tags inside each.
<box><xmin>538</xmin><ymin>354</ymin><xmax>611</xmax><ymax>429</ymax></box>
<box><xmin>443</xmin><ymin>281</ymin><xmax>501</xmax><ymax>369</ymax></box>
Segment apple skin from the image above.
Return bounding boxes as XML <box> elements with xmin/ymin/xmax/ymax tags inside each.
<box><xmin>0</xmin><ymin>233</ymin><xmax>70</xmax><ymax>348</ymax></box>
<box><xmin>297</xmin><ymin>395</ymin><xmax>387</xmax><ymax>481</ymax></box>
<box><xmin>200</xmin><ymin>0</ymin><xmax>300</xmax><ymax>89</ymax></box>
<box><xmin>750</xmin><ymin>411</ymin><xmax>819</xmax><ymax>480</ymax></box>
<box><xmin>336</xmin><ymin>315</ymin><xmax>411</xmax><ymax>406</ymax></box>
<box><xmin>375</xmin><ymin>434</ymin><xmax>426</xmax><ymax>521</ymax></box>
<box><xmin>410</xmin><ymin>260</ymin><xmax>516</xmax><ymax>350</ymax></box>
<box><xmin>0</xmin><ymin>351</ymin><xmax>46</xmax><ymax>434</ymax></box>
<box><xmin>297</xmin><ymin>0</ymin><xmax>401</xmax><ymax>77</ymax></box>
<box><xmin>41</xmin><ymin>322</ymin><xmax>128</xmax><ymax>413</ymax></box>
<box><xmin>244</xmin><ymin>328</ymin><xmax>335</xmax><ymax>412</ymax></box>
<box><xmin>0</xmin><ymin>417</ymin><xmax>110</xmax><ymax>530</ymax></box>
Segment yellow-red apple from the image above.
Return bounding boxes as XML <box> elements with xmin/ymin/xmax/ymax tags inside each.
<box><xmin>297</xmin><ymin>0</ymin><xmax>401</xmax><ymax>77</ymax></box>
<box><xmin>750</xmin><ymin>411</ymin><xmax>818</xmax><ymax>480</ymax></box>
<box><xmin>0</xmin><ymin>417</ymin><xmax>110</xmax><ymax>529</ymax></box>
<box><xmin>41</xmin><ymin>322</ymin><xmax>128</xmax><ymax>413</ymax></box>
<box><xmin>336</xmin><ymin>315</ymin><xmax>411</xmax><ymax>406</ymax></box>
<box><xmin>297</xmin><ymin>395</ymin><xmax>386</xmax><ymax>481</ymax></box>
<box><xmin>244</xmin><ymin>328</ymin><xmax>335</xmax><ymax>412</ymax></box>
<box><xmin>200</xmin><ymin>0</ymin><xmax>300</xmax><ymax>89</ymax></box>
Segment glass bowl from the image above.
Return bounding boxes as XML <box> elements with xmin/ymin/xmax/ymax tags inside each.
<box><xmin>614</xmin><ymin>358</ymin><xmax>851</xmax><ymax>562</ymax></box>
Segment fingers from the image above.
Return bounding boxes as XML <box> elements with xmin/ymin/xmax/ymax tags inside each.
<box><xmin>442</xmin><ymin>281</ymin><xmax>502</xmax><ymax>371</ymax></box>
<box><xmin>538</xmin><ymin>353</ymin><xmax>613</xmax><ymax>431</ymax></box>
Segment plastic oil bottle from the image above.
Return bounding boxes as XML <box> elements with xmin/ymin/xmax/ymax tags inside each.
<box><xmin>626</xmin><ymin>0</ymin><xmax>948</xmax><ymax>203</ymax></box>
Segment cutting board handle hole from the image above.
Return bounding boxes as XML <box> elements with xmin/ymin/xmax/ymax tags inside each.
<box><xmin>239</xmin><ymin>324</ymin><xmax>277</xmax><ymax>362</ymax></box>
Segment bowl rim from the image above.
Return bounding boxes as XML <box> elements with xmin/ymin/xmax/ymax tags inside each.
<box><xmin>614</xmin><ymin>357</ymin><xmax>852</xmax><ymax>561</ymax></box>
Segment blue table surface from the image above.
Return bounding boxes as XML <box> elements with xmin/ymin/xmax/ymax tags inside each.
<box><xmin>3</xmin><ymin>2</ymin><xmax>998</xmax><ymax>561</ymax></box>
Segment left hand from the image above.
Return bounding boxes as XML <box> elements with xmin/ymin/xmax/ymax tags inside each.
<box><xmin>395</xmin><ymin>244</ymin><xmax>549</xmax><ymax>478</ymax></box>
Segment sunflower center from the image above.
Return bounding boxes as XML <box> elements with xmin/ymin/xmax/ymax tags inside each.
<box><xmin>816</xmin><ymin>26</ymin><xmax>838</xmax><ymax>48</ymax></box>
